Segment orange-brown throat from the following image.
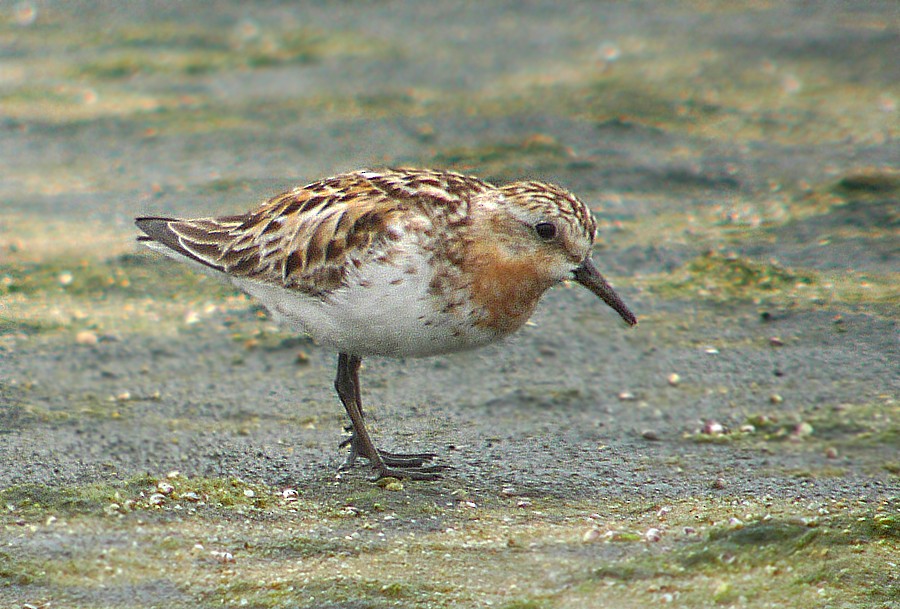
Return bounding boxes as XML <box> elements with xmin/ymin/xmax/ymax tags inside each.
<box><xmin>463</xmin><ymin>243</ymin><xmax>556</xmax><ymax>335</ymax></box>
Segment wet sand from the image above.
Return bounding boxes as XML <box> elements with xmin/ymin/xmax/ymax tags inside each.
<box><xmin>1</xmin><ymin>1</ymin><xmax>897</xmax><ymax>607</ymax></box>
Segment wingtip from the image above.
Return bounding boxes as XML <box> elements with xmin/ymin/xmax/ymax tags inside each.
<box><xmin>135</xmin><ymin>216</ymin><xmax>175</xmax><ymax>232</ymax></box>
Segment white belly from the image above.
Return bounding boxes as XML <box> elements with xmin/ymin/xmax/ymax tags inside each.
<box><xmin>231</xmin><ymin>254</ymin><xmax>496</xmax><ymax>357</ymax></box>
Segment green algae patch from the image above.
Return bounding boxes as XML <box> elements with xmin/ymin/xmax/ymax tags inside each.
<box><xmin>0</xmin><ymin>84</ymin><xmax>167</xmax><ymax>123</ymax></box>
<box><xmin>0</xmin><ymin>19</ymin><xmax>395</xmax><ymax>125</ymax></box>
<box><xmin>0</xmin><ymin>474</ymin><xmax>280</xmax><ymax>523</ymax></box>
<box><xmin>0</xmin><ymin>254</ymin><xmax>229</xmax><ymax>301</ymax></box>
<box><xmin>650</xmin><ymin>251</ymin><xmax>815</xmax><ymax>302</ymax></box>
<box><xmin>2</xmin><ymin>490</ymin><xmax>897</xmax><ymax>608</ymax></box>
<box><xmin>646</xmin><ymin>250</ymin><xmax>898</xmax><ymax>312</ymax></box>
<box><xmin>747</xmin><ymin>398</ymin><xmax>899</xmax><ymax>450</ymax></box>
<box><xmin>0</xmin><ymin>551</ymin><xmax>40</xmax><ymax>587</ymax></box>
<box><xmin>576</xmin><ymin>513</ymin><xmax>899</xmax><ymax>608</ymax></box>
<box><xmin>73</xmin><ymin>23</ymin><xmax>392</xmax><ymax>80</ymax></box>
<box><xmin>1</xmin><ymin>249</ymin><xmax>253</xmax><ymax>344</ymax></box>
<box><xmin>2</xmin><ymin>19</ymin><xmax>388</xmax><ymax>81</ymax></box>
<box><xmin>685</xmin><ymin>398</ymin><xmax>899</xmax><ymax>479</ymax></box>
<box><xmin>429</xmin><ymin>135</ymin><xmax>589</xmax><ymax>181</ymax></box>
<box><xmin>74</xmin><ymin>31</ymin><xmax>323</xmax><ymax>81</ymax></box>
<box><xmin>689</xmin><ymin>520</ymin><xmax>819</xmax><ymax>566</ymax></box>
<box><xmin>0</xmin><ymin>477</ymin><xmax>153</xmax><ymax>519</ymax></box>
<box><xmin>498</xmin><ymin>601</ymin><xmax>550</xmax><ymax>609</ymax></box>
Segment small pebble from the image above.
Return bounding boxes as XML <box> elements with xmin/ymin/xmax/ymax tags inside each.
<box><xmin>702</xmin><ymin>420</ymin><xmax>727</xmax><ymax>435</ymax></box>
<box><xmin>210</xmin><ymin>550</ymin><xmax>235</xmax><ymax>563</ymax></box>
<box><xmin>243</xmin><ymin>489</ymin><xmax>255</xmax><ymax>498</ymax></box>
<box><xmin>582</xmin><ymin>528</ymin><xmax>601</xmax><ymax>543</ymax></box>
<box><xmin>58</xmin><ymin>271</ymin><xmax>74</xmax><ymax>286</ymax></box>
<box><xmin>770</xmin><ymin>393</ymin><xmax>784</xmax><ymax>404</ymax></box>
<box><xmin>384</xmin><ymin>481</ymin><xmax>404</xmax><ymax>492</ymax></box>
<box><xmin>667</xmin><ymin>373</ymin><xmax>680</xmax><ymax>386</ymax></box>
<box><xmin>641</xmin><ymin>429</ymin><xmax>660</xmax><ymax>441</ymax></box>
<box><xmin>792</xmin><ymin>422</ymin><xmax>814</xmax><ymax>438</ymax></box>
<box><xmin>295</xmin><ymin>351</ymin><xmax>310</xmax><ymax>365</ymax></box>
<box><xmin>825</xmin><ymin>447</ymin><xmax>838</xmax><ymax>459</ymax></box>
<box><xmin>156</xmin><ymin>481</ymin><xmax>174</xmax><ymax>495</ymax></box>
<box><xmin>148</xmin><ymin>493</ymin><xmax>166</xmax><ymax>506</ymax></box>
<box><xmin>769</xmin><ymin>336</ymin><xmax>784</xmax><ymax>346</ymax></box>
<box><xmin>797</xmin><ymin>516</ymin><xmax>819</xmax><ymax>528</ymax></box>
<box><xmin>712</xmin><ymin>477</ymin><xmax>727</xmax><ymax>490</ymax></box>
<box><xmin>282</xmin><ymin>488</ymin><xmax>299</xmax><ymax>501</ymax></box>
<box><xmin>617</xmin><ymin>391</ymin><xmax>636</xmax><ymax>401</ymax></box>
<box><xmin>645</xmin><ymin>527</ymin><xmax>662</xmax><ymax>542</ymax></box>
<box><xmin>516</xmin><ymin>500</ymin><xmax>532</xmax><ymax>508</ymax></box>
<box><xmin>76</xmin><ymin>330</ymin><xmax>99</xmax><ymax>346</ymax></box>
<box><xmin>181</xmin><ymin>492</ymin><xmax>201</xmax><ymax>502</ymax></box>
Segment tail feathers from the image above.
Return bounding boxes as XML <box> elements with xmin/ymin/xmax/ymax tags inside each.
<box><xmin>135</xmin><ymin>216</ymin><xmax>227</xmax><ymax>273</ymax></box>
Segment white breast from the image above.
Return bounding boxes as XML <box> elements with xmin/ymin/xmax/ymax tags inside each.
<box><xmin>231</xmin><ymin>249</ymin><xmax>496</xmax><ymax>358</ymax></box>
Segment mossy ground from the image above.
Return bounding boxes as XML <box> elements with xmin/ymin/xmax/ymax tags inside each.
<box><xmin>2</xmin><ymin>475</ymin><xmax>897</xmax><ymax>608</ymax></box>
<box><xmin>1</xmin><ymin>2</ymin><xmax>897</xmax><ymax>608</ymax></box>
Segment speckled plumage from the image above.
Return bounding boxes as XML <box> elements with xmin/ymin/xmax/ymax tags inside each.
<box><xmin>136</xmin><ymin>167</ymin><xmax>636</xmax><ymax>479</ymax></box>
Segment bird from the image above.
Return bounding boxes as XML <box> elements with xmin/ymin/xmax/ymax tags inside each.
<box><xmin>135</xmin><ymin>167</ymin><xmax>637</xmax><ymax>480</ymax></box>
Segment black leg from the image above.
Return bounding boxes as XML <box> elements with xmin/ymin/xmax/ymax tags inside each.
<box><xmin>333</xmin><ymin>353</ymin><xmax>445</xmax><ymax>480</ymax></box>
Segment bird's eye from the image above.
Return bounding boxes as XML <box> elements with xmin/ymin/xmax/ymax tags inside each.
<box><xmin>534</xmin><ymin>222</ymin><xmax>557</xmax><ymax>240</ymax></box>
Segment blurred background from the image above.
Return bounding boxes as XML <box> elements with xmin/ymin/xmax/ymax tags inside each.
<box><xmin>1</xmin><ymin>2</ymin><xmax>897</xmax><ymax>608</ymax></box>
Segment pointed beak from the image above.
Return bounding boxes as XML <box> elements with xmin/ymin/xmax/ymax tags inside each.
<box><xmin>572</xmin><ymin>258</ymin><xmax>637</xmax><ymax>326</ymax></box>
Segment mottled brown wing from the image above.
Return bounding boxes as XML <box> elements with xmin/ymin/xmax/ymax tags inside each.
<box><xmin>136</xmin><ymin>169</ymin><xmax>493</xmax><ymax>296</ymax></box>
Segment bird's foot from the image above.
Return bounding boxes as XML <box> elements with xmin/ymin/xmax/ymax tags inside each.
<box><xmin>370</xmin><ymin>462</ymin><xmax>448</xmax><ymax>481</ymax></box>
<box><xmin>340</xmin><ymin>436</ymin><xmax>436</xmax><ymax>467</ymax></box>
<box><xmin>339</xmin><ymin>434</ymin><xmax>444</xmax><ymax>478</ymax></box>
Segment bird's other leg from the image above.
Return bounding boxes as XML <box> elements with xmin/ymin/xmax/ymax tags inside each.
<box><xmin>334</xmin><ymin>353</ymin><xmax>444</xmax><ymax>480</ymax></box>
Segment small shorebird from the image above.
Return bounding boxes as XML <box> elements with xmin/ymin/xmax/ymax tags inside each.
<box><xmin>136</xmin><ymin>168</ymin><xmax>636</xmax><ymax>479</ymax></box>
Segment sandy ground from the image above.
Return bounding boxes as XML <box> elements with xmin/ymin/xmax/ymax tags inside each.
<box><xmin>1</xmin><ymin>1</ymin><xmax>897</xmax><ymax>608</ymax></box>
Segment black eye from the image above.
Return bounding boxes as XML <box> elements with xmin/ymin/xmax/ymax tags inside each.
<box><xmin>535</xmin><ymin>222</ymin><xmax>557</xmax><ymax>240</ymax></box>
